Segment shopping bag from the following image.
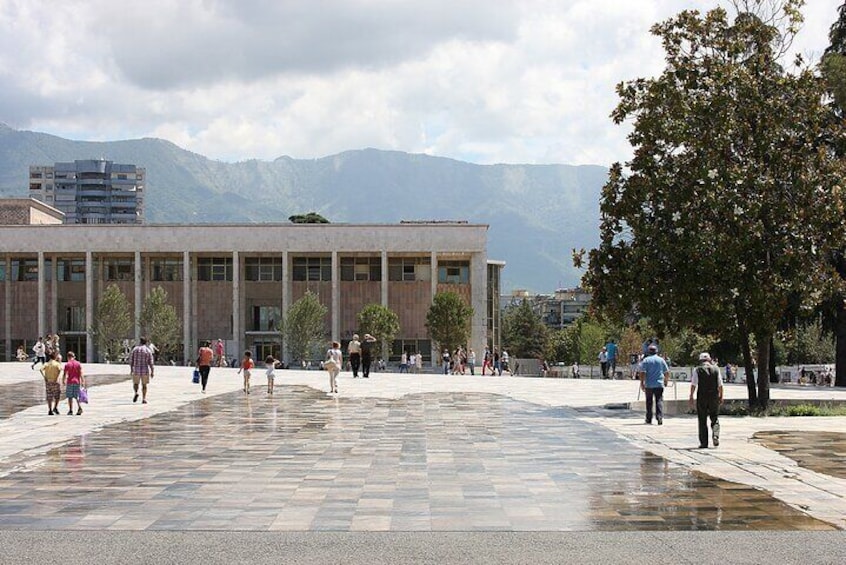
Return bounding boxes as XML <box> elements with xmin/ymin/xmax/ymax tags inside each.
<box><xmin>79</xmin><ymin>387</ymin><xmax>89</xmax><ymax>404</ymax></box>
<box><xmin>192</xmin><ymin>369</ymin><xmax>200</xmax><ymax>384</ymax></box>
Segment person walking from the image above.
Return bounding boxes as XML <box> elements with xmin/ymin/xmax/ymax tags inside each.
<box><xmin>493</xmin><ymin>348</ymin><xmax>501</xmax><ymax>376</ymax></box>
<box><xmin>690</xmin><ymin>352</ymin><xmax>723</xmax><ymax>448</ymax></box>
<box><xmin>196</xmin><ymin>341</ymin><xmax>214</xmax><ymax>392</ymax></box>
<box><xmin>481</xmin><ymin>347</ymin><xmax>491</xmax><ymax>376</ymax></box>
<box><xmin>501</xmin><ymin>350</ymin><xmax>512</xmax><ymax>376</ymax></box>
<box><xmin>638</xmin><ymin>343</ymin><xmax>670</xmax><ymax>424</ymax></box>
<box><xmin>326</xmin><ymin>341</ymin><xmax>342</xmax><ymax>394</ymax></box>
<box><xmin>361</xmin><ymin>334</ymin><xmax>376</xmax><ymax>378</ymax></box>
<box><xmin>399</xmin><ymin>351</ymin><xmax>409</xmax><ymax>373</ymax></box>
<box><xmin>348</xmin><ymin>334</ymin><xmax>362</xmax><ymax>378</ymax></box>
<box><xmin>238</xmin><ymin>350</ymin><xmax>254</xmax><ymax>394</ymax></box>
<box><xmin>598</xmin><ymin>347</ymin><xmax>609</xmax><ymax>379</ymax></box>
<box><xmin>40</xmin><ymin>351</ymin><xmax>63</xmax><ymax>415</ymax></box>
<box><xmin>441</xmin><ymin>349</ymin><xmax>451</xmax><ymax>375</ymax></box>
<box><xmin>264</xmin><ymin>355</ymin><xmax>278</xmax><ymax>394</ymax></box>
<box><xmin>214</xmin><ymin>339</ymin><xmax>225</xmax><ymax>367</ymax></box>
<box><xmin>605</xmin><ymin>339</ymin><xmax>618</xmax><ymax>379</ymax></box>
<box><xmin>31</xmin><ymin>337</ymin><xmax>46</xmax><ymax>370</ymax></box>
<box><xmin>129</xmin><ymin>337</ymin><xmax>155</xmax><ymax>404</ymax></box>
<box><xmin>62</xmin><ymin>351</ymin><xmax>85</xmax><ymax>415</ymax></box>
<box><xmin>467</xmin><ymin>349</ymin><xmax>476</xmax><ymax>375</ymax></box>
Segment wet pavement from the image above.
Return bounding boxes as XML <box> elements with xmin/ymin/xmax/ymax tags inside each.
<box><xmin>0</xmin><ymin>383</ymin><xmax>836</xmax><ymax>531</ymax></box>
<box><xmin>0</xmin><ymin>373</ymin><xmax>133</xmax><ymax>419</ymax></box>
<box><xmin>754</xmin><ymin>431</ymin><xmax>846</xmax><ymax>481</ymax></box>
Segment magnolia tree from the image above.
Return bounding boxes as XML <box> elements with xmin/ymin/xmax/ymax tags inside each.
<box><xmin>579</xmin><ymin>1</ymin><xmax>846</xmax><ymax>408</ymax></box>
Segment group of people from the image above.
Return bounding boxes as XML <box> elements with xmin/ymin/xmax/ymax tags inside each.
<box><xmin>398</xmin><ymin>351</ymin><xmax>425</xmax><ymax>373</ymax></box>
<box><xmin>441</xmin><ymin>347</ymin><xmax>478</xmax><ymax>375</ymax></box>
<box><xmin>637</xmin><ymin>342</ymin><xmax>723</xmax><ymax>449</ymax></box>
<box><xmin>480</xmin><ymin>347</ymin><xmax>511</xmax><ymax>376</ymax></box>
<box><xmin>597</xmin><ymin>339</ymin><xmax>618</xmax><ymax>379</ymax></box>
<box><xmin>28</xmin><ymin>335</ymin><xmax>63</xmax><ymax>369</ymax></box>
<box><xmin>39</xmin><ymin>349</ymin><xmax>85</xmax><ymax>416</ymax></box>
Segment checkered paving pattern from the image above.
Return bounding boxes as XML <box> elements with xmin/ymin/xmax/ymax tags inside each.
<box><xmin>754</xmin><ymin>431</ymin><xmax>846</xmax><ymax>481</ymax></box>
<box><xmin>0</xmin><ymin>386</ymin><xmax>833</xmax><ymax>531</ymax></box>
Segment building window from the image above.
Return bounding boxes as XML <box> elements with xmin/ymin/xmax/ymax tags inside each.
<box><xmin>245</xmin><ymin>257</ymin><xmax>282</xmax><ymax>281</ymax></box>
<box><xmin>438</xmin><ymin>260</ymin><xmax>470</xmax><ymax>284</ymax></box>
<box><xmin>11</xmin><ymin>259</ymin><xmax>38</xmax><ymax>281</ymax></box>
<box><xmin>0</xmin><ymin>262</ymin><xmax>5</xmax><ymax>281</ymax></box>
<box><xmin>292</xmin><ymin>257</ymin><xmax>331</xmax><ymax>281</ymax></box>
<box><xmin>64</xmin><ymin>306</ymin><xmax>86</xmax><ymax>332</ymax></box>
<box><xmin>104</xmin><ymin>258</ymin><xmax>133</xmax><ymax>281</ymax></box>
<box><xmin>197</xmin><ymin>257</ymin><xmax>233</xmax><ymax>281</ymax></box>
<box><xmin>58</xmin><ymin>259</ymin><xmax>86</xmax><ymax>282</ymax></box>
<box><xmin>151</xmin><ymin>258</ymin><xmax>183</xmax><ymax>281</ymax></box>
<box><xmin>340</xmin><ymin>257</ymin><xmax>381</xmax><ymax>281</ymax></box>
<box><xmin>251</xmin><ymin>306</ymin><xmax>281</xmax><ymax>331</ymax></box>
<box><xmin>388</xmin><ymin>257</ymin><xmax>431</xmax><ymax>282</ymax></box>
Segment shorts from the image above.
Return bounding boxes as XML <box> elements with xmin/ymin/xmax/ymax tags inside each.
<box><xmin>65</xmin><ymin>383</ymin><xmax>80</xmax><ymax>399</ymax></box>
<box><xmin>132</xmin><ymin>373</ymin><xmax>150</xmax><ymax>385</ymax></box>
<box><xmin>45</xmin><ymin>381</ymin><xmax>61</xmax><ymax>402</ymax></box>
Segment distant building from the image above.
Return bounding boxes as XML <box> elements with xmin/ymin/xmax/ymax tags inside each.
<box><xmin>0</xmin><ymin>198</ymin><xmax>65</xmax><ymax>225</ymax></box>
<box><xmin>29</xmin><ymin>160</ymin><xmax>145</xmax><ymax>224</ymax></box>
<box><xmin>503</xmin><ymin>287</ymin><xmax>592</xmax><ymax>329</ymax></box>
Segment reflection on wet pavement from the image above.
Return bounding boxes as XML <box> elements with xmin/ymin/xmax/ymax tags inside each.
<box><xmin>0</xmin><ymin>387</ymin><xmax>834</xmax><ymax>531</ymax></box>
<box><xmin>754</xmin><ymin>431</ymin><xmax>846</xmax><ymax>480</ymax></box>
<box><xmin>0</xmin><ymin>374</ymin><xmax>133</xmax><ymax>419</ymax></box>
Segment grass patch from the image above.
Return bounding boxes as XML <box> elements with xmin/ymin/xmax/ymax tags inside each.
<box><xmin>718</xmin><ymin>402</ymin><xmax>846</xmax><ymax>417</ymax></box>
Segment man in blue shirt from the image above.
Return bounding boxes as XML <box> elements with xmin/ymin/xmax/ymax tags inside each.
<box><xmin>638</xmin><ymin>343</ymin><xmax>669</xmax><ymax>424</ymax></box>
<box><xmin>605</xmin><ymin>340</ymin><xmax>618</xmax><ymax>378</ymax></box>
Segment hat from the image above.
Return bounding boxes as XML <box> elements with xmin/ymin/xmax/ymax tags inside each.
<box><xmin>699</xmin><ymin>352</ymin><xmax>711</xmax><ymax>362</ymax></box>
<box><xmin>647</xmin><ymin>344</ymin><xmax>658</xmax><ymax>352</ymax></box>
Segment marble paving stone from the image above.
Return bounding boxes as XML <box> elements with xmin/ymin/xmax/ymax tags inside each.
<box><xmin>0</xmin><ymin>384</ymin><xmax>837</xmax><ymax>531</ymax></box>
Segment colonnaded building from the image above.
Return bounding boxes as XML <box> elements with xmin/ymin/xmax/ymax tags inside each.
<box><xmin>0</xmin><ymin>199</ymin><xmax>504</xmax><ymax>365</ymax></box>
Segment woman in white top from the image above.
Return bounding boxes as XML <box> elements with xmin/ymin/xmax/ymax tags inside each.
<box><xmin>326</xmin><ymin>341</ymin><xmax>343</xmax><ymax>394</ymax></box>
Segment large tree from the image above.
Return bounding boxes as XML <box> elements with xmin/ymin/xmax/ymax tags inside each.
<box><xmin>580</xmin><ymin>1</ymin><xmax>845</xmax><ymax>408</ymax></box>
<box><xmin>501</xmin><ymin>299</ymin><xmax>549</xmax><ymax>358</ymax></box>
<box><xmin>281</xmin><ymin>291</ymin><xmax>328</xmax><ymax>364</ymax></box>
<box><xmin>425</xmin><ymin>292</ymin><xmax>474</xmax><ymax>354</ymax></box>
<box><xmin>91</xmin><ymin>283</ymin><xmax>132</xmax><ymax>363</ymax></box>
<box><xmin>357</xmin><ymin>303</ymin><xmax>400</xmax><ymax>359</ymax></box>
<box><xmin>821</xmin><ymin>1</ymin><xmax>846</xmax><ymax>387</ymax></box>
<box><xmin>140</xmin><ymin>286</ymin><xmax>182</xmax><ymax>364</ymax></box>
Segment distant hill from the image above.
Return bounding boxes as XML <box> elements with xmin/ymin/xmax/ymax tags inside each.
<box><xmin>0</xmin><ymin>123</ymin><xmax>607</xmax><ymax>292</ymax></box>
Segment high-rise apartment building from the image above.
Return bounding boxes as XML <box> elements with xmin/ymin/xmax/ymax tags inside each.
<box><xmin>29</xmin><ymin>159</ymin><xmax>145</xmax><ymax>224</ymax></box>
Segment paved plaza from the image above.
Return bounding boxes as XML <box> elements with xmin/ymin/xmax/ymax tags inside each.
<box><xmin>0</xmin><ymin>362</ymin><xmax>844</xmax><ymax>562</ymax></box>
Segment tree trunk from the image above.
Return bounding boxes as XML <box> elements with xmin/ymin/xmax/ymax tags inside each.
<box><xmin>739</xmin><ymin>330</ymin><xmax>757</xmax><ymax>408</ymax></box>
<box><xmin>769</xmin><ymin>336</ymin><xmax>778</xmax><ymax>383</ymax></box>
<box><xmin>756</xmin><ymin>334</ymin><xmax>771</xmax><ymax>409</ymax></box>
<box><xmin>837</xmin><ymin>297</ymin><xmax>846</xmax><ymax>387</ymax></box>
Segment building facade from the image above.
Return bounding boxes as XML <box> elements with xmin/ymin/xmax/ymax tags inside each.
<box><xmin>0</xmin><ymin>198</ymin><xmax>65</xmax><ymax>225</ymax></box>
<box><xmin>0</xmin><ymin>223</ymin><xmax>503</xmax><ymax>365</ymax></box>
<box><xmin>29</xmin><ymin>160</ymin><xmax>145</xmax><ymax>224</ymax></box>
<box><xmin>503</xmin><ymin>287</ymin><xmax>592</xmax><ymax>329</ymax></box>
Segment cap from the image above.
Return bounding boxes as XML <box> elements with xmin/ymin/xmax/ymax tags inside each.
<box><xmin>699</xmin><ymin>352</ymin><xmax>711</xmax><ymax>362</ymax></box>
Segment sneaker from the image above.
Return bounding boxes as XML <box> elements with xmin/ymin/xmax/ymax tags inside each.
<box><xmin>67</xmin><ymin>409</ymin><xmax>73</xmax><ymax>415</ymax></box>
<box><xmin>52</xmin><ymin>408</ymin><xmax>59</xmax><ymax>415</ymax></box>
<box><xmin>133</xmin><ymin>393</ymin><xmax>139</xmax><ymax>403</ymax></box>
<box><xmin>645</xmin><ymin>419</ymin><xmax>652</xmax><ymax>424</ymax></box>
<box><xmin>142</xmin><ymin>400</ymin><xmax>147</xmax><ymax>404</ymax></box>
<box><xmin>712</xmin><ymin>423</ymin><xmax>720</xmax><ymax>447</ymax></box>
<box><xmin>76</xmin><ymin>408</ymin><xmax>82</xmax><ymax>415</ymax></box>
<box><xmin>657</xmin><ymin>417</ymin><xmax>663</xmax><ymax>425</ymax></box>
<box><xmin>699</xmin><ymin>444</ymin><xmax>708</xmax><ymax>449</ymax></box>
<box><xmin>48</xmin><ymin>409</ymin><xmax>54</xmax><ymax>416</ymax></box>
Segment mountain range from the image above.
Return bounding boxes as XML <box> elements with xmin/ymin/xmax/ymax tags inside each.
<box><xmin>0</xmin><ymin>123</ymin><xmax>607</xmax><ymax>292</ymax></box>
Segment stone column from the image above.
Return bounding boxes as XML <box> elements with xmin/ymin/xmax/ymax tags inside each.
<box><xmin>331</xmin><ymin>251</ymin><xmax>339</xmax><ymax>342</ymax></box>
<box><xmin>85</xmin><ymin>251</ymin><xmax>94</xmax><ymax>362</ymax></box>
<box><xmin>381</xmin><ymin>251</ymin><xmax>388</xmax><ymax>307</ymax></box>
<box><xmin>37</xmin><ymin>251</ymin><xmax>45</xmax><ymax>339</ymax></box>
<box><xmin>4</xmin><ymin>257</ymin><xmax>10</xmax><ymax>360</ymax></box>
<box><xmin>470</xmin><ymin>252</ymin><xmax>488</xmax><ymax>357</ymax></box>
<box><xmin>134</xmin><ymin>251</ymin><xmax>142</xmax><ymax>342</ymax></box>
<box><xmin>430</xmin><ymin>251</ymin><xmax>438</xmax><ymax>302</ymax></box>
<box><xmin>232</xmin><ymin>251</ymin><xmax>241</xmax><ymax>358</ymax></box>
<box><xmin>50</xmin><ymin>257</ymin><xmax>58</xmax><ymax>334</ymax></box>
<box><xmin>282</xmin><ymin>251</ymin><xmax>290</xmax><ymax>363</ymax></box>
<box><xmin>183</xmin><ymin>251</ymin><xmax>191</xmax><ymax>364</ymax></box>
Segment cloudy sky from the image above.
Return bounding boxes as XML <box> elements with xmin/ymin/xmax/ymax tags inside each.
<box><xmin>0</xmin><ymin>0</ymin><xmax>839</xmax><ymax>166</ymax></box>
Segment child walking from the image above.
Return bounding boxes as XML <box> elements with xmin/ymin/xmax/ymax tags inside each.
<box><xmin>265</xmin><ymin>355</ymin><xmax>277</xmax><ymax>394</ymax></box>
<box><xmin>326</xmin><ymin>341</ymin><xmax>342</xmax><ymax>394</ymax></box>
<box><xmin>238</xmin><ymin>351</ymin><xmax>254</xmax><ymax>394</ymax></box>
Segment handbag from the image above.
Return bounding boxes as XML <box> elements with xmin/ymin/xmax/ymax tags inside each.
<box><xmin>192</xmin><ymin>368</ymin><xmax>200</xmax><ymax>384</ymax></box>
<box><xmin>79</xmin><ymin>387</ymin><xmax>89</xmax><ymax>404</ymax></box>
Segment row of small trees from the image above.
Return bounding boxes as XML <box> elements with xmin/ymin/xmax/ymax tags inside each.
<box><xmin>90</xmin><ymin>285</ymin><xmax>475</xmax><ymax>364</ymax></box>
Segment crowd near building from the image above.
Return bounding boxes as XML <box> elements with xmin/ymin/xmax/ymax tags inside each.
<box><xmin>29</xmin><ymin>159</ymin><xmax>145</xmax><ymax>224</ymax></box>
<box><xmin>0</xmin><ymin>199</ymin><xmax>504</xmax><ymax>366</ymax></box>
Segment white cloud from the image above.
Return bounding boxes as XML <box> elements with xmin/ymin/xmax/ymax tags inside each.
<box><xmin>0</xmin><ymin>0</ymin><xmax>840</xmax><ymax>166</ymax></box>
